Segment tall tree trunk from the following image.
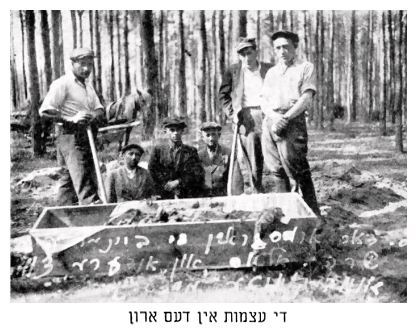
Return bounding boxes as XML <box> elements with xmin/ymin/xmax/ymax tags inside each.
<box><xmin>94</xmin><ymin>11</ymin><xmax>103</xmax><ymax>98</ymax></box>
<box><xmin>395</xmin><ymin>10</ymin><xmax>404</xmax><ymax>152</ymax></box>
<box><xmin>140</xmin><ymin>10</ymin><xmax>159</xmax><ymax>138</ymax></box>
<box><xmin>159</xmin><ymin>11</ymin><xmax>168</xmax><ymax>119</ymax></box>
<box><xmin>227</xmin><ymin>11</ymin><xmax>233</xmax><ymax>66</ymax></box>
<box><xmin>88</xmin><ymin>11</ymin><xmax>96</xmax><ymax>86</ymax></box>
<box><xmin>403</xmin><ymin>12</ymin><xmax>407</xmax><ymax>124</ymax></box>
<box><xmin>25</xmin><ymin>10</ymin><xmax>43</xmax><ymax>156</ymax></box>
<box><xmin>115</xmin><ymin>11</ymin><xmax>123</xmax><ymax>98</ymax></box>
<box><xmin>328</xmin><ymin>11</ymin><xmax>335</xmax><ymax>131</ymax></box>
<box><xmin>219</xmin><ymin>10</ymin><xmax>226</xmax><ymax>124</ymax></box>
<box><xmin>269</xmin><ymin>11</ymin><xmax>275</xmax><ymax>62</ymax></box>
<box><xmin>163</xmin><ymin>11</ymin><xmax>170</xmax><ymax>118</ymax></box>
<box><xmin>350</xmin><ymin>10</ymin><xmax>357</xmax><ymax>122</ymax></box>
<box><xmin>123</xmin><ymin>11</ymin><xmax>131</xmax><ymax>96</ymax></box>
<box><xmin>212</xmin><ymin>11</ymin><xmax>219</xmax><ymax>122</ymax></box>
<box><xmin>50</xmin><ymin>11</ymin><xmax>62</xmax><ymax>81</ymax></box>
<box><xmin>108</xmin><ymin>10</ymin><xmax>116</xmax><ymax>101</ymax></box>
<box><xmin>178</xmin><ymin>10</ymin><xmax>187</xmax><ymax>118</ymax></box>
<box><xmin>289</xmin><ymin>10</ymin><xmax>294</xmax><ymax>31</ymax></box>
<box><xmin>19</xmin><ymin>11</ymin><xmax>28</xmax><ymax>100</ymax></box>
<box><xmin>40</xmin><ymin>10</ymin><xmax>52</xmax><ymax>91</ymax></box>
<box><xmin>198</xmin><ymin>11</ymin><xmax>207</xmax><ymax>126</ymax></box>
<box><xmin>313</xmin><ymin>11</ymin><xmax>320</xmax><ymax>127</ymax></box>
<box><xmin>77</xmin><ymin>10</ymin><xmax>84</xmax><ymax>47</ymax></box>
<box><xmin>303</xmin><ymin>11</ymin><xmax>309</xmax><ymax>61</ymax></box>
<box><xmin>318</xmin><ymin>10</ymin><xmax>324</xmax><ymax>129</ymax></box>
<box><xmin>71</xmin><ymin>10</ymin><xmax>77</xmax><ymax>48</ymax></box>
<box><xmin>367</xmin><ymin>11</ymin><xmax>374</xmax><ymax>122</ymax></box>
<box><xmin>281</xmin><ymin>10</ymin><xmax>287</xmax><ymax>30</ymax></box>
<box><xmin>256</xmin><ymin>11</ymin><xmax>261</xmax><ymax>57</ymax></box>
<box><xmin>388</xmin><ymin>10</ymin><xmax>396</xmax><ymax>124</ymax></box>
<box><xmin>10</xmin><ymin>14</ymin><xmax>19</xmax><ymax>109</ymax></box>
<box><xmin>380</xmin><ymin>12</ymin><xmax>388</xmax><ymax>136</ymax></box>
<box><xmin>238</xmin><ymin>10</ymin><xmax>247</xmax><ymax>38</ymax></box>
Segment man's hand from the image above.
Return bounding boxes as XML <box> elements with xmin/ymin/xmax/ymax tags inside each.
<box><xmin>70</xmin><ymin>111</ymin><xmax>94</xmax><ymax>125</ymax></box>
<box><xmin>232</xmin><ymin>109</ymin><xmax>242</xmax><ymax>124</ymax></box>
<box><xmin>271</xmin><ymin>114</ymin><xmax>289</xmax><ymax>136</ymax></box>
<box><xmin>164</xmin><ymin>179</ymin><xmax>180</xmax><ymax>192</ymax></box>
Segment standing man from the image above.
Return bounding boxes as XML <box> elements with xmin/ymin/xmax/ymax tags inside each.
<box><xmin>261</xmin><ymin>31</ymin><xmax>320</xmax><ymax>216</ymax></box>
<box><xmin>219</xmin><ymin>37</ymin><xmax>273</xmax><ymax>194</ymax></box>
<box><xmin>198</xmin><ymin>122</ymin><xmax>230</xmax><ymax>197</ymax></box>
<box><xmin>148</xmin><ymin>117</ymin><xmax>205</xmax><ymax>199</ymax></box>
<box><xmin>39</xmin><ymin>48</ymin><xmax>105</xmax><ymax>206</ymax></box>
<box><xmin>105</xmin><ymin>143</ymin><xmax>155</xmax><ymax>203</ymax></box>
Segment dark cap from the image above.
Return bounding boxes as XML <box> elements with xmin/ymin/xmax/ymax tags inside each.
<box><xmin>162</xmin><ymin>117</ymin><xmax>187</xmax><ymax>129</ymax></box>
<box><xmin>121</xmin><ymin>143</ymin><xmax>144</xmax><ymax>155</ymax></box>
<box><xmin>271</xmin><ymin>31</ymin><xmax>299</xmax><ymax>46</ymax></box>
<box><xmin>237</xmin><ymin>37</ymin><xmax>257</xmax><ymax>53</ymax></box>
<box><xmin>70</xmin><ymin>47</ymin><xmax>95</xmax><ymax>61</ymax></box>
<box><xmin>200</xmin><ymin>121</ymin><xmax>222</xmax><ymax>132</ymax></box>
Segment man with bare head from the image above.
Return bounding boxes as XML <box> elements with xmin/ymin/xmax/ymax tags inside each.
<box><xmin>261</xmin><ymin>31</ymin><xmax>320</xmax><ymax>216</ymax></box>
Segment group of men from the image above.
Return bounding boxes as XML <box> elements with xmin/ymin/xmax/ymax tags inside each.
<box><xmin>39</xmin><ymin>30</ymin><xmax>320</xmax><ymax>216</ymax></box>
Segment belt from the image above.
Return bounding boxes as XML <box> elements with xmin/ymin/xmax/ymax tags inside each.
<box><xmin>242</xmin><ymin>106</ymin><xmax>261</xmax><ymax>110</ymax></box>
<box><xmin>57</xmin><ymin>121</ymin><xmax>86</xmax><ymax>134</ymax></box>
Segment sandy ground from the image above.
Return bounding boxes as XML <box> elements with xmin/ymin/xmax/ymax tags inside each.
<box><xmin>10</xmin><ymin>121</ymin><xmax>407</xmax><ymax>302</ymax></box>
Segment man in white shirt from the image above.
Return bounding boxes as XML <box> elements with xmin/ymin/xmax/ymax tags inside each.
<box><xmin>219</xmin><ymin>38</ymin><xmax>273</xmax><ymax>194</ymax></box>
<box><xmin>261</xmin><ymin>31</ymin><xmax>320</xmax><ymax>216</ymax></box>
<box><xmin>39</xmin><ymin>48</ymin><xmax>106</xmax><ymax>206</ymax></box>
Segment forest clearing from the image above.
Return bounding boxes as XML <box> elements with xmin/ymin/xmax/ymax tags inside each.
<box><xmin>10</xmin><ymin>10</ymin><xmax>407</xmax><ymax>303</ymax></box>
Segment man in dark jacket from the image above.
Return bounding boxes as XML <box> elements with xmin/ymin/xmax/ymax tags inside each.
<box><xmin>219</xmin><ymin>37</ymin><xmax>273</xmax><ymax>195</ymax></box>
<box><xmin>198</xmin><ymin>122</ymin><xmax>230</xmax><ymax>197</ymax></box>
<box><xmin>148</xmin><ymin>117</ymin><xmax>205</xmax><ymax>199</ymax></box>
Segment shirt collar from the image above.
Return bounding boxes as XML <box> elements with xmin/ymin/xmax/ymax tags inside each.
<box><xmin>69</xmin><ymin>71</ymin><xmax>89</xmax><ymax>87</ymax></box>
<box><xmin>242</xmin><ymin>61</ymin><xmax>260</xmax><ymax>72</ymax></box>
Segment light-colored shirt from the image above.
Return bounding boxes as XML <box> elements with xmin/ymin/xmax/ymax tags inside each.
<box><xmin>261</xmin><ymin>60</ymin><xmax>316</xmax><ymax>116</ymax></box>
<box><xmin>39</xmin><ymin>72</ymin><xmax>103</xmax><ymax>121</ymax></box>
<box><xmin>242</xmin><ymin>65</ymin><xmax>263</xmax><ymax>108</ymax></box>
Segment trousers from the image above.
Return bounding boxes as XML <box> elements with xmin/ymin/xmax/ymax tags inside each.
<box><xmin>231</xmin><ymin>107</ymin><xmax>264</xmax><ymax>195</ymax></box>
<box><xmin>261</xmin><ymin>113</ymin><xmax>320</xmax><ymax>216</ymax></box>
<box><xmin>56</xmin><ymin>132</ymin><xmax>99</xmax><ymax>206</ymax></box>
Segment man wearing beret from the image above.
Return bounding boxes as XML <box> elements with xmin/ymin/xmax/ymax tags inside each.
<box><xmin>39</xmin><ymin>47</ymin><xmax>106</xmax><ymax>205</ymax></box>
<box><xmin>261</xmin><ymin>31</ymin><xmax>320</xmax><ymax>216</ymax></box>
<box><xmin>105</xmin><ymin>143</ymin><xmax>155</xmax><ymax>203</ymax></box>
<box><xmin>198</xmin><ymin>122</ymin><xmax>231</xmax><ymax>197</ymax></box>
<box><xmin>148</xmin><ymin>117</ymin><xmax>205</xmax><ymax>199</ymax></box>
<box><xmin>219</xmin><ymin>37</ymin><xmax>273</xmax><ymax>195</ymax></box>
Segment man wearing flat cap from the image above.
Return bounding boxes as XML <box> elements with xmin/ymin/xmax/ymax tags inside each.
<box><xmin>105</xmin><ymin>143</ymin><xmax>155</xmax><ymax>203</ymax></box>
<box><xmin>39</xmin><ymin>47</ymin><xmax>106</xmax><ymax>206</ymax></box>
<box><xmin>198</xmin><ymin>122</ymin><xmax>231</xmax><ymax>197</ymax></box>
<box><xmin>219</xmin><ymin>37</ymin><xmax>273</xmax><ymax>195</ymax></box>
<box><xmin>261</xmin><ymin>31</ymin><xmax>320</xmax><ymax>216</ymax></box>
<box><xmin>148</xmin><ymin>117</ymin><xmax>205</xmax><ymax>199</ymax></box>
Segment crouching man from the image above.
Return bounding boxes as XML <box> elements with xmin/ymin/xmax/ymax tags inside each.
<box><xmin>148</xmin><ymin>117</ymin><xmax>205</xmax><ymax>199</ymax></box>
<box><xmin>198</xmin><ymin>122</ymin><xmax>230</xmax><ymax>197</ymax></box>
<box><xmin>105</xmin><ymin>143</ymin><xmax>155</xmax><ymax>202</ymax></box>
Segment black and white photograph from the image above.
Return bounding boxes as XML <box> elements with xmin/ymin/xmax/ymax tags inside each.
<box><xmin>7</xmin><ymin>6</ymin><xmax>410</xmax><ymax>329</ymax></box>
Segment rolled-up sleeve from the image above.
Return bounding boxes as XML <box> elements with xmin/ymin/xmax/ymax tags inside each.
<box><xmin>39</xmin><ymin>79</ymin><xmax>66</xmax><ymax>117</ymax></box>
<box><xmin>300</xmin><ymin>62</ymin><xmax>317</xmax><ymax>95</ymax></box>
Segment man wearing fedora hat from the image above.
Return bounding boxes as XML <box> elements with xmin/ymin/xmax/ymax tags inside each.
<box><xmin>261</xmin><ymin>31</ymin><xmax>320</xmax><ymax>216</ymax></box>
<box><xmin>105</xmin><ymin>143</ymin><xmax>155</xmax><ymax>203</ymax></box>
<box><xmin>148</xmin><ymin>117</ymin><xmax>205</xmax><ymax>199</ymax></box>
<box><xmin>219</xmin><ymin>37</ymin><xmax>273</xmax><ymax>195</ymax></box>
<box><xmin>198</xmin><ymin>122</ymin><xmax>231</xmax><ymax>197</ymax></box>
<box><xmin>39</xmin><ymin>47</ymin><xmax>106</xmax><ymax>206</ymax></box>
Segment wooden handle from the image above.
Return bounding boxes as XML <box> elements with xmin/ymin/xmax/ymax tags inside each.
<box><xmin>87</xmin><ymin>126</ymin><xmax>108</xmax><ymax>204</ymax></box>
<box><xmin>227</xmin><ymin>123</ymin><xmax>239</xmax><ymax>196</ymax></box>
<box><xmin>98</xmin><ymin>120</ymin><xmax>141</xmax><ymax>133</ymax></box>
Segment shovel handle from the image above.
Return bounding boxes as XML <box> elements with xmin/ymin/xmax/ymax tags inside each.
<box><xmin>87</xmin><ymin>125</ymin><xmax>108</xmax><ymax>204</ymax></box>
<box><xmin>227</xmin><ymin>123</ymin><xmax>239</xmax><ymax>196</ymax></box>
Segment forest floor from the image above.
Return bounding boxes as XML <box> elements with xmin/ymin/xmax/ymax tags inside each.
<box><xmin>9</xmin><ymin>120</ymin><xmax>407</xmax><ymax>302</ymax></box>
